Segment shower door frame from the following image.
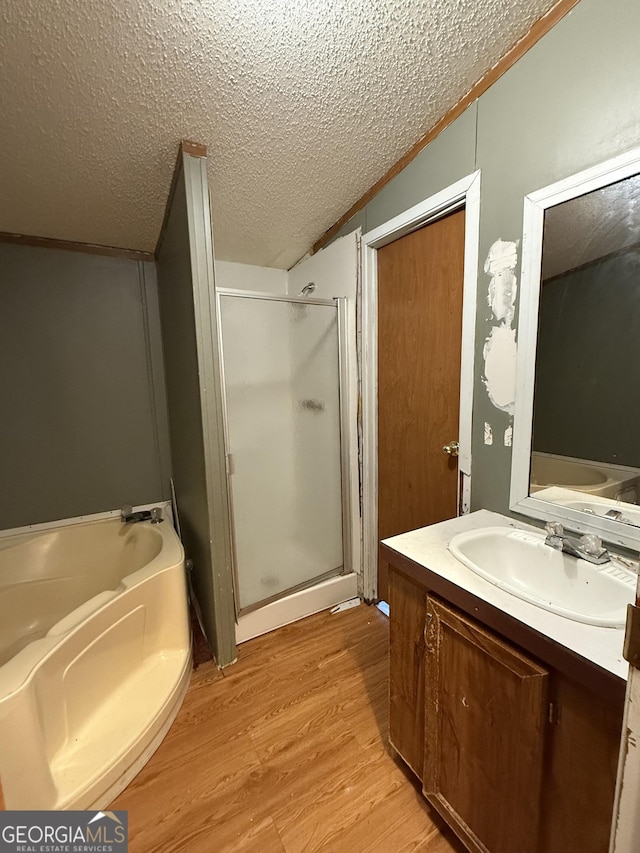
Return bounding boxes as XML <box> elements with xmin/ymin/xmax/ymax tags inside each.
<box><xmin>215</xmin><ymin>288</ymin><xmax>353</xmax><ymax>617</ymax></box>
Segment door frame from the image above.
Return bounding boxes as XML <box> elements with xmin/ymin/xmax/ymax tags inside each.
<box><xmin>361</xmin><ymin>171</ymin><xmax>481</xmax><ymax>602</ymax></box>
<box><xmin>611</xmin><ymin>656</ymin><xmax>640</xmax><ymax>852</ymax></box>
<box><xmin>611</xmin><ymin>577</ymin><xmax>640</xmax><ymax>852</ymax></box>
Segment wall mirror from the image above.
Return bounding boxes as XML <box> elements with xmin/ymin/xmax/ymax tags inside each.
<box><xmin>511</xmin><ymin>146</ymin><xmax>640</xmax><ymax>551</ymax></box>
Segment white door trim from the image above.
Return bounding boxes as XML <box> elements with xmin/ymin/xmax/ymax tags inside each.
<box><xmin>611</xmin><ymin>660</ymin><xmax>640</xmax><ymax>852</ymax></box>
<box><xmin>360</xmin><ymin>171</ymin><xmax>481</xmax><ymax>602</ymax></box>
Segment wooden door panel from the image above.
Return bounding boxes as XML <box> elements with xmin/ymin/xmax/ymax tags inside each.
<box><xmin>424</xmin><ymin>597</ymin><xmax>548</xmax><ymax>853</ymax></box>
<box><xmin>377</xmin><ymin>210</ymin><xmax>465</xmax><ymax>600</ymax></box>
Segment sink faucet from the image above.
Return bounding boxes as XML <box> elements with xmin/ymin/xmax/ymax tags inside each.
<box><xmin>544</xmin><ymin>522</ymin><xmax>610</xmax><ymax>565</ymax></box>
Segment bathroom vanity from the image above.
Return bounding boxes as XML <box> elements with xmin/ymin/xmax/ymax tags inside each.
<box><xmin>383</xmin><ymin>511</ymin><xmax>628</xmax><ymax>853</ymax></box>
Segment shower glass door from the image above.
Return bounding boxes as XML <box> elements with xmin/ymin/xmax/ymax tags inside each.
<box><xmin>218</xmin><ymin>292</ymin><xmax>345</xmax><ymax>613</ymax></box>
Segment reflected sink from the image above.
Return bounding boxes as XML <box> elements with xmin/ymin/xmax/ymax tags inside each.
<box><xmin>448</xmin><ymin>527</ymin><xmax>636</xmax><ymax>627</ymax></box>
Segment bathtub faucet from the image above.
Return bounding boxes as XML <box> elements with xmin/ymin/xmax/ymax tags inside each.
<box><xmin>121</xmin><ymin>505</ymin><xmax>164</xmax><ymax>524</ymax></box>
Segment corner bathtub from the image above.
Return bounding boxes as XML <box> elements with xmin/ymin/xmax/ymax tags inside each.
<box><xmin>0</xmin><ymin>515</ymin><xmax>192</xmax><ymax>810</ymax></box>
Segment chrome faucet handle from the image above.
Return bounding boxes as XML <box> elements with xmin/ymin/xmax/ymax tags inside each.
<box><xmin>580</xmin><ymin>533</ymin><xmax>606</xmax><ymax>558</ymax></box>
<box><xmin>544</xmin><ymin>521</ymin><xmax>564</xmax><ymax>550</ymax></box>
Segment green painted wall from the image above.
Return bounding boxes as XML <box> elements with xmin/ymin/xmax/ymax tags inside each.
<box><xmin>533</xmin><ymin>249</ymin><xmax>640</xmax><ymax>469</ymax></box>
<box><xmin>156</xmin><ymin>154</ymin><xmax>236</xmax><ymax>666</ymax></box>
<box><xmin>0</xmin><ymin>244</ymin><xmax>171</xmax><ymax>529</ymax></box>
<box><xmin>330</xmin><ymin>0</ymin><xmax>640</xmax><ymax>515</ymax></box>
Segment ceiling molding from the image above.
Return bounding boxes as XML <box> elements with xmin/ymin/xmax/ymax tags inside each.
<box><xmin>0</xmin><ymin>231</ymin><xmax>154</xmax><ymax>262</ymax></box>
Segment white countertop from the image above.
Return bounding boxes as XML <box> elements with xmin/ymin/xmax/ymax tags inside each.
<box><xmin>382</xmin><ymin>509</ymin><xmax>630</xmax><ymax>681</ymax></box>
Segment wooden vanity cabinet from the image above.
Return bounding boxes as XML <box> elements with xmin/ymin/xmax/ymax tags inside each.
<box><xmin>387</xmin><ymin>565</ymin><xmax>623</xmax><ymax>853</ymax></box>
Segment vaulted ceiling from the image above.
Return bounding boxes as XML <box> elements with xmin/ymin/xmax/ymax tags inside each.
<box><xmin>542</xmin><ymin>174</ymin><xmax>640</xmax><ymax>279</ymax></box>
<box><xmin>1</xmin><ymin>0</ymin><xmax>560</xmax><ymax>269</ymax></box>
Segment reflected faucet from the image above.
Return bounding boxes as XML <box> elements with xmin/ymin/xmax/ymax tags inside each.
<box><xmin>544</xmin><ymin>522</ymin><xmax>610</xmax><ymax>565</ymax></box>
<box><xmin>605</xmin><ymin>509</ymin><xmax>623</xmax><ymax>521</ymax></box>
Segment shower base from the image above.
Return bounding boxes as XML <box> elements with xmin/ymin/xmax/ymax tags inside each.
<box><xmin>235</xmin><ymin>573</ymin><xmax>358</xmax><ymax>643</ymax></box>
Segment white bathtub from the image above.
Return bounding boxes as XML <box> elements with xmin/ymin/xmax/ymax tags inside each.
<box><xmin>0</xmin><ymin>513</ymin><xmax>192</xmax><ymax>810</ymax></box>
<box><xmin>530</xmin><ymin>451</ymin><xmax>640</xmax><ymax>502</ymax></box>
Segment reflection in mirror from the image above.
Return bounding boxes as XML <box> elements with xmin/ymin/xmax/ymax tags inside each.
<box><xmin>530</xmin><ymin>173</ymin><xmax>640</xmax><ymax>525</ymax></box>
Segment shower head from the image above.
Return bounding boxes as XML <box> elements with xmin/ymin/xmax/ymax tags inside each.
<box><xmin>300</xmin><ymin>282</ymin><xmax>316</xmax><ymax>296</ymax></box>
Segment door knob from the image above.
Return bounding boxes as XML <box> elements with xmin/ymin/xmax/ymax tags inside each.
<box><xmin>443</xmin><ymin>440</ymin><xmax>459</xmax><ymax>457</ymax></box>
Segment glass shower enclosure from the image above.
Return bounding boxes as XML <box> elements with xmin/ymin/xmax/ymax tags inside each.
<box><xmin>217</xmin><ymin>290</ymin><xmax>351</xmax><ymax>614</ymax></box>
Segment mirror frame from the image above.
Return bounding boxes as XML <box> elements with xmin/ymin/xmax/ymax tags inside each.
<box><xmin>510</xmin><ymin>145</ymin><xmax>640</xmax><ymax>551</ymax></box>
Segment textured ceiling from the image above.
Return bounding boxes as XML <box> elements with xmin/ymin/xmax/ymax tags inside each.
<box><xmin>1</xmin><ymin>0</ymin><xmax>560</xmax><ymax>269</ymax></box>
<box><xmin>542</xmin><ymin>174</ymin><xmax>640</xmax><ymax>279</ymax></box>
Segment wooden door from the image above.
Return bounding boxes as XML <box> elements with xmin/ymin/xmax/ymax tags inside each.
<box><xmin>423</xmin><ymin>597</ymin><xmax>548</xmax><ymax>853</ymax></box>
<box><xmin>377</xmin><ymin>210</ymin><xmax>465</xmax><ymax>600</ymax></box>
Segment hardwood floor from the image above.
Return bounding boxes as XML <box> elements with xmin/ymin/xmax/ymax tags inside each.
<box><xmin>112</xmin><ymin>604</ymin><xmax>463</xmax><ymax>853</ymax></box>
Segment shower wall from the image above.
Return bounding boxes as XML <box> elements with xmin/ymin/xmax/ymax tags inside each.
<box><xmin>0</xmin><ymin>243</ymin><xmax>171</xmax><ymax>530</ymax></box>
<box><xmin>155</xmin><ymin>145</ymin><xmax>236</xmax><ymax>665</ymax></box>
<box><xmin>215</xmin><ymin>260</ymin><xmax>287</xmax><ymax>294</ymax></box>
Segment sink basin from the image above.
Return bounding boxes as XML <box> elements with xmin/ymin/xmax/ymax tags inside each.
<box><xmin>448</xmin><ymin>527</ymin><xmax>636</xmax><ymax>627</ymax></box>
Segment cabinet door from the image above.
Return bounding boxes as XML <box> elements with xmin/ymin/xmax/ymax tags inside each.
<box><xmin>424</xmin><ymin>597</ymin><xmax>548</xmax><ymax>853</ymax></box>
<box><xmin>539</xmin><ymin>676</ymin><xmax>622</xmax><ymax>853</ymax></box>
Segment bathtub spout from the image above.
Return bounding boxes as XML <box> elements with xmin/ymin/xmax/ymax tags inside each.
<box><xmin>120</xmin><ymin>505</ymin><xmax>164</xmax><ymax>524</ymax></box>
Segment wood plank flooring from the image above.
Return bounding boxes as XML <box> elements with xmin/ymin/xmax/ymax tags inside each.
<box><xmin>112</xmin><ymin>604</ymin><xmax>464</xmax><ymax>853</ymax></box>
